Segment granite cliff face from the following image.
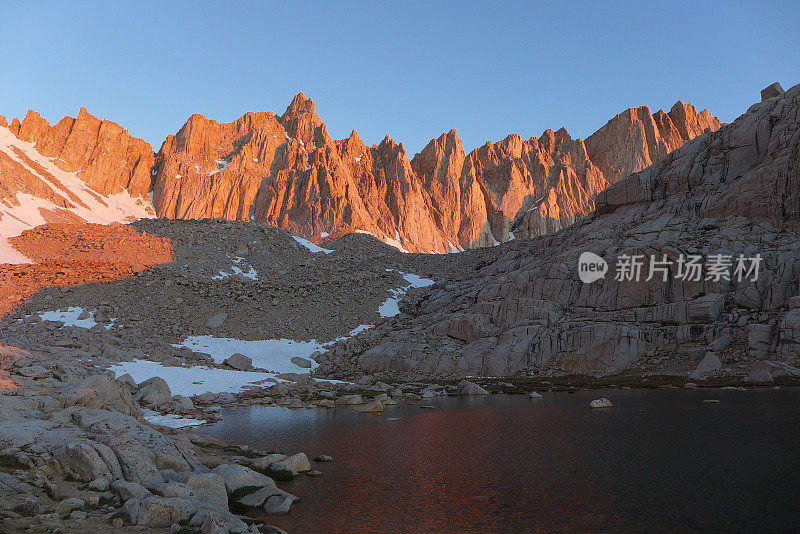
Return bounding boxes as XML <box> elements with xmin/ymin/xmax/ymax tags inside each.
<box><xmin>151</xmin><ymin>94</ymin><xmax>718</xmax><ymax>252</ymax></box>
<box><xmin>315</xmin><ymin>84</ymin><xmax>800</xmax><ymax>380</ymax></box>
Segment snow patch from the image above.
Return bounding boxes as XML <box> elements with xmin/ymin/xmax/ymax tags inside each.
<box><xmin>319</xmin><ymin>232</ymin><xmax>330</xmax><ymax>238</ymax></box>
<box><xmin>38</xmin><ymin>307</ymin><xmax>116</xmax><ymax>330</ymax></box>
<box><xmin>208</xmin><ymin>159</ymin><xmax>231</xmax><ymax>175</ymax></box>
<box><xmin>175</xmin><ymin>336</ymin><xmax>324</xmax><ymax>373</ymax></box>
<box><xmin>141</xmin><ymin>408</ymin><xmax>206</xmax><ymax>428</ymax></box>
<box><xmin>212</xmin><ymin>256</ymin><xmax>258</xmax><ymax>281</ymax></box>
<box><xmin>378</xmin><ymin>270</ymin><xmax>435</xmax><ymax>317</ymax></box>
<box><xmin>110</xmin><ymin>359</ymin><xmax>278</xmax><ymax>396</ymax></box>
<box><xmin>382</xmin><ymin>232</ymin><xmax>408</xmax><ymax>253</ymax></box>
<box><xmin>38</xmin><ymin>307</ymin><xmax>97</xmax><ymax>329</ymax></box>
<box><xmin>292</xmin><ymin>235</ymin><xmax>333</xmax><ymax>254</ymax></box>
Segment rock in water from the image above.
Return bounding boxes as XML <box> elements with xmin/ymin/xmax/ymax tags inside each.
<box><xmin>457</xmin><ymin>380</ymin><xmax>489</xmax><ymax>395</ymax></box>
<box><xmin>529</xmin><ymin>391</ymin><xmax>543</xmax><ymax>399</ymax></box>
<box><xmin>354</xmin><ymin>400</ymin><xmax>384</xmax><ymax>413</ymax></box>
<box><xmin>269</xmin><ymin>453</ymin><xmax>311</xmax><ymax>477</ymax></box>
<box><xmin>589</xmin><ymin>398</ymin><xmax>613</xmax><ymax>409</ymax></box>
<box><xmin>335</xmin><ymin>394</ymin><xmax>363</xmax><ymax>405</ymax></box>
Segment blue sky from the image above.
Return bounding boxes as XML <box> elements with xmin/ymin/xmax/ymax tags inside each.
<box><xmin>2</xmin><ymin>1</ymin><xmax>798</xmax><ymax>154</ymax></box>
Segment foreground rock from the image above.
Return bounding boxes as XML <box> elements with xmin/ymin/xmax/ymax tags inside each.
<box><xmin>0</xmin><ymin>343</ymin><xmax>300</xmax><ymax>533</ymax></box>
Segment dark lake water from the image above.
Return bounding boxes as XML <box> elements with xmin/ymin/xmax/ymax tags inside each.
<box><xmin>198</xmin><ymin>388</ymin><xmax>800</xmax><ymax>533</ymax></box>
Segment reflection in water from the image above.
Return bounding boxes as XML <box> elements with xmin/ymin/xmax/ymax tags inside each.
<box><xmin>199</xmin><ymin>389</ymin><xmax>800</xmax><ymax>533</ymax></box>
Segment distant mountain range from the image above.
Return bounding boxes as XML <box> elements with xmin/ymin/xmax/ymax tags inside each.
<box><xmin>0</xmin><ymin>94</ymin><xmax>719</xmax><ymax>256</ymax></box>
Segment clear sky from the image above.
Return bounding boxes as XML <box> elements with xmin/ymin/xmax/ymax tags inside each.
<box><xmin>2</xmin><ymin>1</ymin><xmax>798</xmax><ymax>155</ymax></box>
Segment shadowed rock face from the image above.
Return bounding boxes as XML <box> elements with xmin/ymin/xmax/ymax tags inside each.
<box><xmin>315</xmin><ymin>84</ymin><xmax>800</xmax><ymax>379</ymax></box>
<box><xmin>150</xmin><ymin>94</ymin><xmax>719</xmax><ymax>252</ymax></box>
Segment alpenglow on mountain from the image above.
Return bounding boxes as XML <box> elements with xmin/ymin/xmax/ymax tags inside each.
<box><xmin>1</xmin><ymin>94</ymin><xmax>719</xmax><ymax>254</ymax></box>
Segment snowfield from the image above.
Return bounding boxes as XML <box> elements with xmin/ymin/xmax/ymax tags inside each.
<box><xmin>212</xmin><ymin>256</ymin><xmax>259</xmax><ymax>281</ymax></box>
<box><xmin>38</xmin><ymin>307</ymin><xmax>116</xmax><ymax>330</ymax></box>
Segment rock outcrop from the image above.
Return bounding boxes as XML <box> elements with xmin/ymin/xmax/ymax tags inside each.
<box><xmin>315</xmin><ymin>84</ymin><xmax>800</xmax><ymax>379</ymax></box>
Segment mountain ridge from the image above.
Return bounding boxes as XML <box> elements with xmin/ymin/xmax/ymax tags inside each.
<box><xmin>1</xmin><ymin>95</ymin><xmax>720</xmax><ymax>255</ymax></box>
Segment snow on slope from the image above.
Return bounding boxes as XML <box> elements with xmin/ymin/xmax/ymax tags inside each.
<box><xmin>0</xmin><ymin>125</ymin><xmax>154</xmax><ymax>264</ymax></box>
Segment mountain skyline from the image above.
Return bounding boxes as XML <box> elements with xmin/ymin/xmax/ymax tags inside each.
<box><xmin>2</xmin><ymin>1</ymin><xmax>797</xmax><ymax>155</ymax></box>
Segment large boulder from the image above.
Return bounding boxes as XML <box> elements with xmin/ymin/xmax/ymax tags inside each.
<box><xmin>206</xmin><ymin>312</ymin><xmax>228</xmax><ymax>329</ymax></box>
<box><xmin>223</xmin><ymin>353</ymin><xmax>252</xmax><ymax>371</ymax></box>
<box><xmin>134</xmin><ymin>377</ymin><xmax>172</xmax><ymax>408</ymax></box>
<box><xmin>211</xmin><ymin>464</ymin><xmax>277</xmax><ymax>494</ymax></box>
<box><xmin>688</xmin><ymin>353</ymin><xmax>722</xmax><ymax>380</ymax></box>
<box><xmin>109</xmin><ymin>440</ymin><xmax>164</xmax><ymax>488</ymax></box>
<box><xmin>54</xmin><ymin>440</ymin><xmax>123</xmax><ymax>482</ymax></box>
<box><xmin>151</xmin><ymin>481</ymin><xmax>197</xmax><ymax>500</ymax></box>
<box><xmin>290</xmin><ymin>356</ymin><xmax>312</xmax><ymax>369</ymax></box>
<box><xmin>354</xmin><ymin>400</ymin><xmax>384</xmax><ymax>413</ymax></box>
<box><xmin>747</xmin><ymin>362</ymin><xmax>775</xmax><ymax>384</ymax></box>
<box><xmin>263</xmin><ymin>493</ymin><xmax>294</xmax><ymax>515</ymax></box>
<box><xmin>59</xmin><ymin>375</ymin><xmax>141</xmax><ymax>417</ymax></box>
<box><xmin>189</xmin><ymin>505</ymin><xmax>250</xmax><ymax>533</ymax></box>
<box><xmin>761</xmin><ymin>82</ymin><xmax>785</xmax><ymax>101</ymax></box>
<box><xmin>335</xmin><ymin>394</ymin><xmax>363</xmax><ymax>405</ymax></box>
<box><xmin>112</xmin><ymin>480</ymin><xmax>152</xmax><ymax>501</ymax></box>
<box><xmin>186</xmin><ymin>473</ymin><xmax>228</xmax><ymax>509</ymax></box>
<box><xmin>124</xmin><ymin>496</ymin><xmax>195</xmax><ymax>528</ymax></box>
<box><xmin>72</xmin><ymin>410</ymin><xmax>193</xmax><ymax>474</ymax></box>
<box><xmin>268</xmin><ymin>453</ymin><xmax>311</xmax><ymax>478</ymax></box>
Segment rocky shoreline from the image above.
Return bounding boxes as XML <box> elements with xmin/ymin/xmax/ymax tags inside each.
<box><xmin>2</xmin><ymin>317</ymin><xmax>798</xmax><ymax>534</ymax></box>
